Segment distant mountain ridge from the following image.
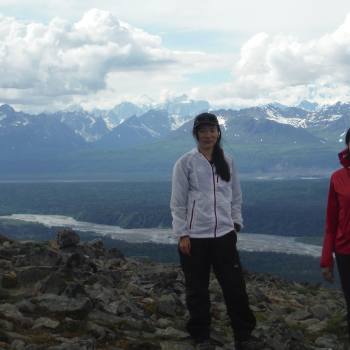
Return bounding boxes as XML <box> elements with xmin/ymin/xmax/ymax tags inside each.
<box><xmin>0</xmin><ymin>98</ymin><xmax>349</xmax><ymax>179</ymax></box>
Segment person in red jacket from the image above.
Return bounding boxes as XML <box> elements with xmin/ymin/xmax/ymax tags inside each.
<box><xmin>321</xmin><ymin>127</ymin><xmax>350</xmax><ymax>339</ymax></box>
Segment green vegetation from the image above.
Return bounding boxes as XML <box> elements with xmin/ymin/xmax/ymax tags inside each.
<box><xmin>324</xmin><ymin>312</ymin><xmax>348</xmax><ymax>339</ymax></box>
<box><xmin>0</xmin><ymin>179</ymin><xmax>334</xmax><ymax>285</ymax></box>
<box><xmin>295</xmin><ymin>236</ymin><xmax>323</xmax><ymax>246</ymax></box>
<box><xmin>0</xmin><ymin>179</ymin><xmax>329</xmax><ymax>236</ymax></box>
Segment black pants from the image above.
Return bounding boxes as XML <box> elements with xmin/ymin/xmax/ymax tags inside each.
<box><xmin>179</xmin><ymin>231</ymin><xmax>256</xmax><ymax>342</ymax></box>
<box><xmin>336</xmin><ymin>253</ymin><xmax>350</xmax><ymax>338</ymax></box>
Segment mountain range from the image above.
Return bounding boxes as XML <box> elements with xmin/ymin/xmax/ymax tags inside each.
<box><xmin>0</xmin><ymin>96</ymin><xmax>349</xmax><ymax>180</ymax></box>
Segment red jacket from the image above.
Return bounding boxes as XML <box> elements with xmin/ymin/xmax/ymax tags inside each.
<box><xmin>321</xmin><ymin>148</ymin><xmax>350</xmax><ymax>268</ymax></box>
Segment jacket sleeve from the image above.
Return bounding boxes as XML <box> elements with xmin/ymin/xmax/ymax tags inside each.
<box><xmin>231</xmin><ymin>159</ymin><xmax>243</xmax><ymax>228</ymax></box>
<box><xmin>320</xmin><ymin>177</ymin><xmax>338</xmax><ymax>268</ymax></box>
<box><xmin>170</xmin><ymin>158</ymin><xmax>189</xmax><ymax>238</ymax></box>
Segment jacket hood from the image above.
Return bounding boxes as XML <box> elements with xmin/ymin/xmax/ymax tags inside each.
<box><xmin>338</xmin><ymin>148</ymin><xmax>350</xmax><ymax>168</ymax></box>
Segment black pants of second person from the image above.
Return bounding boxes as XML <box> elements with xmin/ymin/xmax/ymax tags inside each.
<box><xmin>336</xmin><ymin>253</ymin><xmax>350</xmax><ymax>339</ymax></box>
<box><xmin>179</xmin><ymin>231</ymin><xmax>256</xmax><ymax>342</ymax></box>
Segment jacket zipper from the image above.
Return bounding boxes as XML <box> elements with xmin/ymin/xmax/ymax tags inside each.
<box><xmin>211</xmin><ymin>164</ymin><xmax>218</xmax><ymax>237</ymax></box>
<box><xmin>189</xmin><ymin>200</ymin><xmax>196</xmax><ymax>230</ymax></box>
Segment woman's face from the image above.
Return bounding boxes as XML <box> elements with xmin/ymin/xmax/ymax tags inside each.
<box><xmin>196</xmin><ymin>125</ymin><xmax>219</xmax><ymax>150</ymax></box>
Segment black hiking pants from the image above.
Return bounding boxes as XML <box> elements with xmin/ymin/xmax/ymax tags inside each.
<box><xmin>336</xmin><ymin>253</ymin><xmax>350</xmax><ymax>339</ymax></box>
<box><xmin>179</xmin><ymin>231</ymin><xmax>256</xmax><ymax>342</ymax></box>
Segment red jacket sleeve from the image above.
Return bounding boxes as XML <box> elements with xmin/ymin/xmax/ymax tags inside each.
<box><xmin>320</xmin><ymin>178</ymin><xmax>338</xmax><ymax>268</ymax></box>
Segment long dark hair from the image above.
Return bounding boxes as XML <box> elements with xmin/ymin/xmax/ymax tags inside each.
<box><xmin>192</xmin><ymin>113</ymin><xmax>231</xmax><ymax>182</ymax></box>
<box><xmin>346</xmin><ymin>128</ymin><xmax>350</xmax><ymax>146</ymax></box>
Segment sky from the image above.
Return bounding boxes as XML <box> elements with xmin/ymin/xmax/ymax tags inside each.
<box><xmin>1</xmin><ymin>0</ymin><xmax>350</xmax><ymax>112</ymax></box>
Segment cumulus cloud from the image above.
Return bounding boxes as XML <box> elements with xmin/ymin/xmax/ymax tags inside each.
<box><xmin>3</xmin><ymin>6</ymin><xmax>350</xmax><ymax>111</ymax></box>
<box><xmin>0</xmin><ymin>9</ymin><xmax>179</xmax><ymax>102</ymax></box>
<box><xmin>221</xmin><ymin>13</ymin><xmax>350</xmax><ymax>105</ymax></box>
<box><xmin>0</xmin><ymin>9</ymin><xmax>227</xmax><ymax>110</ymax></box>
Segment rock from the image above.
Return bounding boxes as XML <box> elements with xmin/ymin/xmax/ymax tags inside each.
<box><xmin>0</xmin><ymin>287</ymin><xmax>11</xmax><ymax>300</ymax></box>
<box><xmin>61</xmin><ymin>252</ymin><xmax>91</xmax><ymax>270</ymax></box>
<box><xmin>0</xmin><ymin>340</ymin><xmax>10</xmax><ymax>349</ymax></box>
<box><xmin>157</xmin><ymin>295</ymin><xmax>177</xmax><ymax>317</ymax></box>
<box><xmin>61</xmin><ymin>317</ymin><xmax>84</xmax><ymax>332</ymax></box>
<box><xmin>86</xmin><ymin>322</ymin><xmax>108</xmax><ymax>340</ymax></box>
<box><xmin>47</xmin><ymin>338</ymin><xmax>96</xmax><ymax>350</ymax></box>
<box><xmin>56</xmin><ymin>229</ymin><xmax>80</xmax><ymax>249</ymax></box>
<box><xmin>306</xmin><ymin>319</ymin><xmax>328</xmax><ymax>333</ymax></box>
<box><xmin>0</xmin><ymin>233</ymin><xmax>347</xmax><ymax>350</ymax></box>
<box><xmin>155</xmin><ymin>327</ymin><xmax>188</xmax><ymax>339</ymax></box>
<box><xmin>2</xmin><ymin>271</ymin><xmax>18</xmax><ymax>288</ymax></box>
<box><xmin>62</xmin><ymin>282</ymin><xmax>87</xmax><ymax>298</ymax></box>
<box><xmin>10</xmin><ymin>339</ymin><xmax>26</xmax><ymax>350</ymax></box>
<box><xmin>17</xmin><ymin>266</ymin><xmax>54</xmax><ymax>286</ymax></box>
<box><xmin>127</xmin><ymin>283</ymin><xmax>147</xmax><ymax>296</ymax></box>
<box><xmin>105</xmin><ymin>297</ymin><xmax>143</xmax><ymax>318</ymax></box>
<box><xmin>160</xmin><ymin>342</ymin><xmax>195</xmax><ymax>350</ymax></box>
<box><xmin>0</xmin><ymin>319</ymin><xmax>14</xmax><ymax>331</ymax></box>
<box><xmin>34</xmin><ymin>294</ymin><xmax>92</xmax><ymax>318</ymax></box>
<box><xmin>314</xmin><ymin>335</ymin><xmax>338</xmax><ymax>348</ymax></box>
<box><xmin>157</xmin><ymin>318</ymin><xmax>172</xmax><ymax>329</ymax></box>
<box><xmin>37</xmin><ymin>271</ymin><xmax>68</xmax><ymax>294</ymax></box>
<box><xmin>0</xmin><ymin>303</ymin><xmax>33</xmax><ymax>327</ymax></box>
<box><xmin>0</xmin><ymin>259</ymin><xmax>12</xmax><ymax>270</ymax></box>
<box><xmin>0</xmin><ymin>234</ymin><xmax>13</xmax><ymax>244</ymax></box>
<box><xmin>107</xmin><ymin>247</ymin><xmax>125</xmax><ymax>260</ymax></box>
<box><xmin>105</xmin><ymin>258</ymin><xmax>124</xmax><ymax>270</ymax></box>
<box><xmin>16</xmin><ymin>300</ymin><xmax>36</xmax><ymax>313</ymax></box>
<box><xmin>286</xmin><ymin>309</ymin><xmax>312</xmax><ymax>322</ymax></box>
<box><xmin>32</xmin><ymin>317</ymin><xmax>60</xmax><ymax>330</ymax></box>
<box><xmin>85</xmin><ymin>283</ymin><xmax>116</xmax><ymax>306</ymax></box>
<box><xmin>310</xmin><ymin>305</ymin><xmax>329</xmax><ymax>321</ymax></box>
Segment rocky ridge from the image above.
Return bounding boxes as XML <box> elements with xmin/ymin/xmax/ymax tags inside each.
<box><xmin>0</xmin><ymin>230</ymin><xmax>348</xmax><ymax>350</ymax></box>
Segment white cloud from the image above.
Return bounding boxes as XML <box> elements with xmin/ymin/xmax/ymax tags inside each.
<box><xmin>0</xmin><ymin>9</ymin><xmax>227</xmax><ymax>111</ymax></box>
<box><xmin>3</xmin><ymin>5</ymin><xmax>350</xmax><ymax>111</ymax></box>
<box><xmin>2</xmin><ymin>0</ymin><xmax>350</xmax><ymax>38</ymax></box>
<box><xmin>0</xmin><ymin>9</ymin><xmax>176</xmax><ymax>98</ymax></box>
<box><xmin>190</xmin><ymin>13</ymin><xmax>350</xmax><ymax>107</ymax></box>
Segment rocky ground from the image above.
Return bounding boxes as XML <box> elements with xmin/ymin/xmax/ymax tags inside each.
<box><xmin>0</xmin><ymin>230</ymin><xmax>348</xmax><ymax>350</ymax></box>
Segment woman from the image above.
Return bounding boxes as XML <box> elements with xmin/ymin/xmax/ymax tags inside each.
<box><xmin>321</xmin><ymin>127</ymin><xmax>350</xmax><ymax>339</ymax></box>
<box><xmin>170</xmin><ymin>113</ymin><xmax>256</xmax><ymax>350</ymax></box>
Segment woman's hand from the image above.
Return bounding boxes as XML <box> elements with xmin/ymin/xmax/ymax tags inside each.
<box><xmin>322</xmin><ymin>267</ymin><xmax>334</xmax><ymax>283</ymax></box>
<box><xmin>179</xmin><ymin>236</ymin><xmax>191</xmax><ymax>256</ymax></box>
<box><xmin>234</xmin><ymin>223</ymin><xmax>241</xmax><ymax>233</ymax></box>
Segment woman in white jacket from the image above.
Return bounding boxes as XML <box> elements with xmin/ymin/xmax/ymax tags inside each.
<box><xmin>171</xmin><ymin>113</ymin><xmax>256</xmax><ymax>350</ymax></box>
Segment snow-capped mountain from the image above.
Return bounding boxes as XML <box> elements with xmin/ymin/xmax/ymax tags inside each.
<box><xmin>49</xmin><ymin>110</ymin><xmax>109</xmax><ymax>142</ymax></box>
<box><xmin>1</xmin><ymin>99</ymin><xmax>349</xmax><ymax>179</ymax></box>
<box><xmin>0</xmin><ymin>104</ymin><xmax>32</xmax><ymax>128</ymax></box>
<box><xmin>231</xmin><ymin>102</ymin><xmax>350</xmax><ymax>144</ymax></box>
<box><xmin>92</xmin><ymin>102</ymin><xmax>145</xmax><ymax>130</ymax></box>
<box><xmin>297</xmin><ymin>100</ymin><xmax>319</xmax><ymax>112</ymax></box>
<box><xmin>2</xmin><ymin>100</ymin><xmax>350</xmax><ymax>147</ymax></box>
<box><xmin>0</xmin><ymin>113</ymin><xmax>86</xmax><ymax>158</ymax></box>
<box><xmin>161</xmin><ymin>94</ymin><xmax>209</xmax><ymax>117</ymax></box>
<box><xmin>95</xmin><ymin>109</ymin><xmax>175</xmax><ymax>149</ymax></box>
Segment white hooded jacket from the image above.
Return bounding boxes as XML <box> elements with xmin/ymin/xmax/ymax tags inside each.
<box><xmin>170</xmin><ymin>148</ymin><xmax>243</xmax><ymax>239</ymax></box>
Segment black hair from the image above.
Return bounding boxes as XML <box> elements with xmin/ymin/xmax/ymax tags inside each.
<box><xmin>192</xmin><ymin>113</ymin><xmax>231</xmax><ymax>182</ymax></box>
<box><xmin>346</xmin><ymin>128</ymin><xmax>350</xmax><ymax>146</ymax></box>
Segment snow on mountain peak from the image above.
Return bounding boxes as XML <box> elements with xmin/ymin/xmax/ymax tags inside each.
<box><xmin>217</xmin><ymin>115</ymin><xmax>227</xmax><ymax>130</ymax></box>
<box><xmin>169</xmin><ymin>114</ymin><xmax>193</xmax><ymax>131</ymax></box>
<box><xmin>265</xmin><ymin>108</ymin><xmax>307</xmax><ymax>128</ymax></box>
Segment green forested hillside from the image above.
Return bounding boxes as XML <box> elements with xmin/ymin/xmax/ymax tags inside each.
<box><xmin>0</xmin><ymin>179</ymin><xmax>329</xmax><ymax>236</ymax></box>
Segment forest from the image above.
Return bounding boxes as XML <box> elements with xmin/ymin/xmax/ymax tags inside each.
<box><xmin>0</xmin><ymin>179</ymin><xmax>328</xmax><ymax>236</ymax></box>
